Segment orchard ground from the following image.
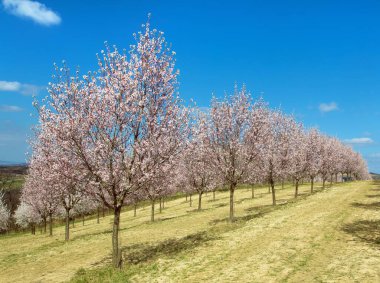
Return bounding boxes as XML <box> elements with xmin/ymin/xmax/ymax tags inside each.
<box><xmin>1</xmin><ymin>181</ymin><xmax>380</xmax><ymax>282</ymax></box>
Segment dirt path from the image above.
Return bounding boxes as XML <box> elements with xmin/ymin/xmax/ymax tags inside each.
<box><xmin>134</xmin><ymin>181</ymin><xmax>380</xmax><ymax>282</ymax></box>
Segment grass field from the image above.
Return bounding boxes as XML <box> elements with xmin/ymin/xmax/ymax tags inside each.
<box><xmin>0</xmin><ymin>181</ymin><xmax>379</xmax><ymax>282</ymax></box>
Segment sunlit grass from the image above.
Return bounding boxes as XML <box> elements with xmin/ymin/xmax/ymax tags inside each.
<box><xmin>1</xmin><ymin>181</ymin><xmax>379</xmax><ymax>282</ymax></box>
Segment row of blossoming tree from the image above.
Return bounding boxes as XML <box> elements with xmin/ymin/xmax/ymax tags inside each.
<box><xmin>1</xmin><ymin>19</ymin><xmax>369</xmax><ymax>268</ymax></box>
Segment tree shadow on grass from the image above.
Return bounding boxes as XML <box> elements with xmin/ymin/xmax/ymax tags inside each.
<box><xmin>150</xmin><ymin>213</ymin><xmax>189</xmax><ymax>223</ymax></box>
<box><xmin>351</xmin><ymin>202</ymin><xmax>380</xmax><ymax>211</ymax></box>
<box><xmin>245</xmin><ymin>203</ymin><xmax>276</xmax><ymax>213</ymax></box>
<box><xmin>210</xmin><ymin>203</ymin><xmax>278</xmax><ymax>226</ymax></box>
<box><xmin>122</xmin><ymin>231</ymin><xmax>215</xmax><ymax>264</ymax></box>
<box><xmin>296</xmin><ymin>192</ymin><xmax>309</xmax><ymax>197</ymax></box>
<box><xmin>209</xmin><ymin>211</ymin><xmax>267</xmax><ymax>226</ymax></box>
<box><xmin>235</xmin><ymin>212</ymin><xmax>267</xmax><ymax>222</ymax></box>
<box><xmin>212</xmin><ymin>203</ymin><xmax>228</xmax><ymax>208</ymax></box>
<box><xmin>342</xmin><ymin>220</ymin><xmax>380</xmax><ymax>246</ymax></box>
<box><xmin>120</xmin><ymin>203</ymin><xmax>267</xmax><ymax>266</ymax></box>
<box><xmin>366</xmin><ymin>194</ymin><xmax>380</xmax><ymax>198</ymax></box>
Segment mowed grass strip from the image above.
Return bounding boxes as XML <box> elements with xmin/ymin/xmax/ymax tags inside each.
<box><xmin>0</xmin><ymin>181</ymin><xmax>379</xmax><ymax>282</ymax></box>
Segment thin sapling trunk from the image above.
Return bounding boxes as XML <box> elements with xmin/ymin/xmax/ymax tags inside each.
<box><xmin>112</xmin><ymin>206</ymin><xmax>122</xmax><ymax>268</ymax></box>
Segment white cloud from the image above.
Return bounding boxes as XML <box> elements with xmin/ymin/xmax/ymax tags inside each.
<box><xmin>2</xmin><ymin>0</ymin><xmax>61</xmax><ymax>26</ymax></box>
<box><xmin>0</xmin><ymin>80</ymin><xmax>43</xmax><ymax>95</ymax></box>
<box><xmin>0</xmin><ymin>105</ymin><xmax>23</xmax><ymax>112</ymax></box>
<box><xmin>319</xmin><ymin>102</ymin><xmax>338</xmax><ymax>113</ymax></box>
<box><xmin>0</xmin><ymin>80</ymin><xmax>21</xmax><ymax>91</ymax></box>
<box><xmin>344</xmin><ymin>138</ymin><xmax>374</xmax><ymax>145</ymax></box>
<box><xmin>19</xmin><ymin>83</ymin><xmax>44</xmax><ymax>95</ymax></box>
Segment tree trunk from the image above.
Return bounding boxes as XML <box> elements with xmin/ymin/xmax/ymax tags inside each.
<box><xmin>251</xmin><ymin>185</ymin><xmax>255</xmax><ymax>199</ymax></box>
<box><xmin>281</xmin><ymin>180</ymin><xmax>284</xmax><ymax>190</ymax></box>
<box><xmin>82</xmin><ymin>214</ymin><xmax>85</xmax><ymax>226</ymax></box>
<box><xmin>229</xmin><ymin>184</ymin><xmax>235</xmax><ymax>222</ymax></box>
<box><xmin>213</xmin><ymin>190</ymin><xmax>216</xmax><ymax>201</ymax></box>
<box><xmin>311</xmin><ymin>177</ymin><xmax>314</xmax><ymax>193</ymax></box>
<box><xmin>294</xmin><ymin>180</ymin><xmax>299</xmax><ymax>198</ymax></box>
<box><xmin>268</xmin><ymin>184</ymin><xmax>271</xmax><ymax>193</ymax></box>
<box><xmin>112</xmin><ymin>206</ymin><xmax>122</xmax><ymax>268</ymax></box>
<box><xmin>159</xmin><ymin>198</ymin><xmax>162</xmax><ymax>213</ymax></box>
<box><xmin>102</xmin><ymin>205</ymin><xmax>105</xmax><ymax>218</ymax></box>
<box><xmin>49</xmin><ymin>213</ymin><xmax>53</xmax><ymax>236</ymax></box>
<box><xmin>198</xmin><ymin>191</ymin><xmax>203</xmax><ymax>211</ymax></box>
<box><xmin>31</xmin><ymin>224</ymin><xmax>35</xmax><ymax>235</ymax></box>
<box><xmin>162</xmin><ymin>198</ymin><xmax>165</xmax><ymax>209</ymax></box>
<box><xmin>43</xmin><ymin>217</ymin><xmax>47</xmax><ymax>233</ymax></box>
<box><xmin>97</xmin><ymin>207</ymin><xmax>100</xmax><ymax>224</ymax></box>
<box><xmin>189</xmin><ymin>194</ymin><xmax>192</xmax><ymax>207</ymax></box>
<box><xmin>151</xmin><ymin>200</ymin><xmax>155</xmax><ymax>222</ymax></box>
<box><xmin>134</xmin><ymin>203</ymin><xmax>137</xmax><ymax>217</ymax></box>
<box><xmin>330</xmin><ymin>174</ymin><xmax>333</xmax><ymax>187</ymax></box>
<box><xmin>271</xmin><ymin>180</ymin><xmax>276</xmax><ymax>206</ymax></box>
<box><xmin>323</xmin><ymin>178</ymin><xmax>326</xmax><ymax>189</ymax></box>
<box><xmin>65</xmin><ymin>208</ymin><xmax>70</xmax><ymax>241</ymax></box>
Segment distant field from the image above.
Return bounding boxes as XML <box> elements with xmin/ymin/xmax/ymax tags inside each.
<box><xmin>1</xmin><ymin>178</ymin><xmax>24</xmax><ymax>191</ymax></box>
<box><xmin>0</xmin><ymin>165</ymin><xmax>28</xmax><ymax>176</ymax></box>
<box><xmin>0</xmin><ymin>165</ymin><xmax>27</xmax><ymax>191</ymax></box>
<box><xmin>0</xmin><ymin>181</ymin><xmax>379</xmax><ymax>282</ymax></box>
<box><xmin>0</xmin><ymin>166</ymin><xmax>26</xmax><ymax>217</ymax></box>
<box><xmin>370</xmin><ymin>172</ymin><xmax>380</xmax><ymax>180</ymax></box>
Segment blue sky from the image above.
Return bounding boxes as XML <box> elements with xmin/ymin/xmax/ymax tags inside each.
<box><xmin>1</xmin><ymin>0</ymin><xmax>380</xmax><ymax>171</ymax></box>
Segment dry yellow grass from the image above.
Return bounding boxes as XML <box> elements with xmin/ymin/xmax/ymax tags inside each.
<box><xmin>1</xmin><ymin>181</ymin><xmax>379</xmax><ymax>282</ymax></box>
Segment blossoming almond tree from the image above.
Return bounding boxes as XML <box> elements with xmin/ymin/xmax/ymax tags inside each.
<box><xmin>14</xmin><ymin>202</ymin><xmax>41</xmax><ymax>234</ymax></box>
<box><xmin>38</xmin><ymin>19</ymin><xmax>188</xmax><ymax>267</ymax></box>
<box><xmin>141</xmin><ymin>163</ymin><xmax>175</xmax><ymax>222</ymax></box>
<box><xmin>0</xmin><ymin>192</ymin><xmax>10</xmax><ymax>232</ymax></box>
<box><xmin>287</xmin><ymin>121</ymin><xmax>308</xmax><ymax>198</ymax></box>
<box><xmin>70</xmin><ymin>196</ymin><xmax>98</xmax><ymax>226</ymax></box>
<box><xmin>319</xmin><ymin>136</ymin><xmax>337</xmax><ymax>188</ymax></box>
<box><xmin>33</xmin><ymin>123</ymin><xmax>85</xmax><ymax>241</ymax></box>
<box><xmin>261</xmin><ymin>111</ymin><xmax>296</xmax><ymax>205</ymax></box>
<box><xmin>305</xmin><ymin>129</ymin><xmax>323</xmax><ymax>193</ymax></box>
<box><xmin>24</xmin><ymin>128</ymin><xmax>69</xmax><ymax>236</ymax></box>
<box><xmin>245</xmin><ymin>158</ymin><xmax>267</xmax><ymax>199</ymax></box>
<box><xmin>179</xmin><ymin>111</ymin><xmax>217</xmax><ymax>211</ymax></box>
<box><xmin>22</xmin><ymin>156</ymin><xmax>60</xmax><ymax>236</ymax></box>
<box><xmin>353</xmin><ymin>153</ymin><xmax>371</xmax><ymax>180</ymax></box>
<box><xmin>208</xmin><ymin>87</ymin><xmax>269</xmax><ymax>221</ymax></box>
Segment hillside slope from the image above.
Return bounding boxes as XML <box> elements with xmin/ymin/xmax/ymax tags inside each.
<box><xmin>0</xmin><ymin>181</ymin><xmax>379</xmax><ymax>282</ymax></box>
